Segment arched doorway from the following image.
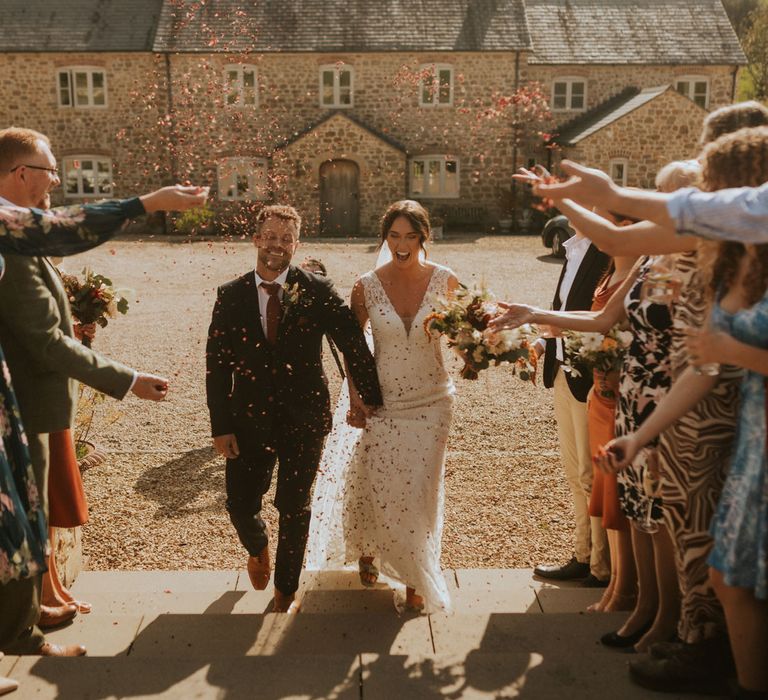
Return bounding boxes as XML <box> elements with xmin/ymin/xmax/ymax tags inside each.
<box><xmin>319</xmin><ymin>159</ymin><xmax>360</xmax><ymax>236</ymax></box>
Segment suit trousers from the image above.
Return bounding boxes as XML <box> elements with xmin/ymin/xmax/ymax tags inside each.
<box><xmin>0</xmin><ymin>432</ymin><xmax>48</xmax><ymax>654</ymax></box>
<box><xmin>553</xmin><ymin>369</ymin><xmax>610</xmax><ymax>579</ymax></box>
<box><xmin>225</xmin><ymin>414</ymin><xmax>325</xmax><ymax>596</ymax></box>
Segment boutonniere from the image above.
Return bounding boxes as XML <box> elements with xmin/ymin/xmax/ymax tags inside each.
<box><xmin>282</xmin><ymin>282</ymin><xmax>302</xmax><ymax>319</ymax></box>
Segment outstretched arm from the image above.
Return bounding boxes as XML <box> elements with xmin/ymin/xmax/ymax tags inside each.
<box><xmin>490</xmin><ymin>262</ymin><xmax>639</xmax><ymax>334</ymax></box>
<box><xmin>0</xmin><ymin>185</ymin><xmax>208</xmax><ymax>257</ymax></box>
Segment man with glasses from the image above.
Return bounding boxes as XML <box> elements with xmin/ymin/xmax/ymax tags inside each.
<box><xmin>0</xmin><ymin>127</ymin><xmax>170</xmax><ymax>657</ymax></box>
<box><xmin>206</xmin><ymin>205</ymin><xmax>382</xmax><ymax>613</ymax></box>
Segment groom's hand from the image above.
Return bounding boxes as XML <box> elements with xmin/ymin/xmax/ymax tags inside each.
<box><xmin>131</xmin><ymin>373</ymin><xmax>169</xmax><ymax>401</ymax></box>
<box><xmin>213</xmin><ymin>434</ymin><xmax>240</xmax><ymax>459</ymax></box>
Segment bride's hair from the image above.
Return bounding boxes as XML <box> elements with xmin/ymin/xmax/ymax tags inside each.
<box><xmin>379</xmin><ymin>200</ymin><xmax>431</xmax><ymax>252</ymax></box>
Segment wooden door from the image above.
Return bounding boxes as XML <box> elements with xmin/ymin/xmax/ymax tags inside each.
<box><xmin>319</xmin><ymin>159</ymin><xmax>360</xmax><ymax>236</ymax></box>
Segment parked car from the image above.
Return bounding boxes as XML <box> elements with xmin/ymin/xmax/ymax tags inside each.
<box><xmin>540</xmin><ymin>214</ymin><xmax>575</xmax><ymax>258</ymax></box>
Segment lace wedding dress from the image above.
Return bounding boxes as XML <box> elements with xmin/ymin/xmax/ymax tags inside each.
<box><xmin>307</xmin><ymin>264</ymin><xmax>455</xmax><ymax>612</ymax></box>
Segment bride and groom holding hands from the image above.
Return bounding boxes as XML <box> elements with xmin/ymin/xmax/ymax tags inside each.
<box><xmin>205</xmin><ymin>200</ymin><xmax>459</xmax><ymax>614</ymax></box>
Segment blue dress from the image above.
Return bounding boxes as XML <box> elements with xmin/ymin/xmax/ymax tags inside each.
<box><xmin>0</xmin><ymin>197</ymin><xmax>145</xmax><ymax>583</ymax></box>
<box><xmin>709</xmin><ymin>292</ymin><xmax>768</xmax><ymax>599</ymax></box>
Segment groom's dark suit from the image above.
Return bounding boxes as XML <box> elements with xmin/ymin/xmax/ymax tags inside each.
<box><xmin>206</xmin><ymin>265</ymin><xmax>381</xmax><ymax>595</ymax></box>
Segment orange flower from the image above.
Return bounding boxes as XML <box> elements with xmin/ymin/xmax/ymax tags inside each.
<box><xmin>601</xmin><ymin>337</ymin><xmax>618</xmax><ymax>350</ymax></box>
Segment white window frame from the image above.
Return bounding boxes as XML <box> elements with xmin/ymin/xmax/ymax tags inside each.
<box><xmin>62</xmin><ymin>156</ymin><xmax>113</xmax><ymax>198</ymax></box>
<box><xmin>224</xmin><ymin>64</ymin><xmax>259</xmax><ymax>108</ymax></box>
<box><xmin>609</xmin><ymin>158</ymin><xmax>629</xmax><ymax>187</ymax></box>
<box><xmin>217</xmin><ymin>157</ymin><xmax>269</xmax><ymax>202</ymax></box>
<box><xmin>418</xmin><ymin>63</ymin><xmax>454</xmax><ymax>107</ymax></box>
<box><xmin>319</xmin><ymin>64</ymin><xmax>354</xmax><ymax>108</ymax></box>
<box><xmin>675</xmin><ymin>75</ymin><xmax>710</xmax><ymax>109</ymax></box>
<box><xmin>57</xmin><ymin>67</ymin><xmax>108</xmax><ymax>109</ymax></box>
<box><xmin>409</xmin><ymin>155</ymin><xmax>460</xmax><ymax>199</ymax></box>
<box><xmin>551</xmin><ymin>77</ymin><xmax>587</xmax><ymax>112</ymax></box>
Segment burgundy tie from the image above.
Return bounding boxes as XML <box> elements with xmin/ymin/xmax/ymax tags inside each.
<box><xmin>261</xmin><ymin>282</ymin><xmax>282</xmax><ymax>344</ymax></box>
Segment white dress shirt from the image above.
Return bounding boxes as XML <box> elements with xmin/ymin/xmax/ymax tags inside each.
<box><xmin>556</xmin><ymin>233</ymin><xmax>591</xmax><ymax>362</ymax></box>
<box><xmin>253</xmin><ymin>267</ymin><xmax>289</xmax><ymax>337</ymax></box>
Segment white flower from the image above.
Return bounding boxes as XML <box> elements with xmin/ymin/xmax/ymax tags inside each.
<box><xmin>579</xmin><ymin>332</ymin><xmax>604</xmax><ymax>353</ymax></box>
<box><xmin>472</xmin><ymin>346</ymin><xmax>486</xmax><ymax>364</ymax></box>
<box><xmin>616</xmin><ymin>330</ymin><xmax>634</xmax><ymax>347</ymax></box>
<box><xmin>106</xmin><ymin>299</ymin><xmax>119</xmax><ymax>318</ymax></box>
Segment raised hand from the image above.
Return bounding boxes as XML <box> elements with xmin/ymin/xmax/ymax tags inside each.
<box><xmin>130</xmin><ymin>373</ymin><xmax>169</xmax><ymax>401</ymax></box>
<box><xmin>213</xmin><ymin>433</ymin><xmax>240</xmax><ymax>459</ymax></box>
<box><xmin>139</xmin><ymin>185</ymin><xmax>210</xmax><ymax>213</ymax></box>
<box><xmin>488</xmin><ymin>303</ymin><xmax>535</xmax><ymax>331</ymax></box>
<box><xmin>533</xmin><ymin>160</ymin><xmax>615</xmax><ymax>207</ymax></box>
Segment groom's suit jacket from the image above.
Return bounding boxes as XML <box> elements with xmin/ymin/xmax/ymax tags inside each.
<box><xmin>0</xmin><ymin>255</ymin><xmax>135</xmax><ymax>435</ymax></box>
<box><xmin>542</xmin><ymin>243</ymin><xmax>610</xmax><ymax>402</ymax></box>
<box><xmin>206</xmin><ymin>265</ymin><xmax>382</xmax><ymax>442</ymax></box>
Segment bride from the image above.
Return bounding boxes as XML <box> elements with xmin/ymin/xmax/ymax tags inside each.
<box><xmin>307</xmin><ymin>200</ymin><xmax>458</xmax><ymax>612</ymax></box>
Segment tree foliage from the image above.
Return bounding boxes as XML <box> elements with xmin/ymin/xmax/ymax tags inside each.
<box><xmin>743</xmin><ymin>2</ymin><xmax>768</xmax><ymax>99</ymax></box>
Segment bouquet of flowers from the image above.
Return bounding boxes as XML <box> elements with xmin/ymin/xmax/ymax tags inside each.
<box><xmin>424</xmin><ymin>285</ymin><xmax>538</xmax><ymax>382</ymax></box>
<box><xmin>562</xmin><ymin>325</ymin><xmax>633</xmax><ymax>378</ymax></box>
<box><xmin>61</xmin><ymin>268</ymin><xmax>130</xmax><ymax>347</ymax></box>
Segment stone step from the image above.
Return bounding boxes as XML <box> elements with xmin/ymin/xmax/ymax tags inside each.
<box><xmin>68</xmin><ymin>568</ymin><xmax>601</xmax><ymax>615</ymax></box>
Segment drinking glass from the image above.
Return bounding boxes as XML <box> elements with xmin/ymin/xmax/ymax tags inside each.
<box><xmin>684</xmin><ymin>327</ymin><xmax>721</xmax><ymax>376</ymax></box>
<box><xmin>641</xmin><ymin>256</ymin><xmax>682</xmax><ymax>305</ymax></box>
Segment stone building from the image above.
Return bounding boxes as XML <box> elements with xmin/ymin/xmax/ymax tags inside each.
<box><xmin>0</xmin><ymin>0</ymin><xmax>746</xmax><ymax>235</ymax></box>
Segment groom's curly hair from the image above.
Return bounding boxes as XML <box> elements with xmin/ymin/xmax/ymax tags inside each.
<box><xmin>379</xmin><ymin>200</ymin><xmax>431</xmax><ymax>251</ymax></box>
<box><xmin>255</xmin><ymin>204</ymin><xmax>302</xmax><ymax>236</ymax></box>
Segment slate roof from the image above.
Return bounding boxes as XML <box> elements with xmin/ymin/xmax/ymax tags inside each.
<box><xmin>525</xmin><ymin>0</ymin><xmax>746</xmax><ymax>65</ymax></box>
<box><xmin>0</xmin><ymin>0</ymin><xmax>164</xmax><ymax>52</ymax></box>
<box><xmin>556</xmin><ymin>84</ymin><xmax>706</xmax><ymax>145</ymax></box>
<box><xmin>152</xmin><ymin>0</ymin><xmax>531</xmax><ymax>53</ymax></box>
<box><xmin>276</xmin><ymin>111</ymin><xmax>408</xmax><ymax>152</ymax></box>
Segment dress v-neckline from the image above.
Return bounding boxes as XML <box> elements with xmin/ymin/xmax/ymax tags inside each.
<box><xmin>373</xmin><ymin>267</ymin><xmax>438</xmax><ymax>338</ymax></box>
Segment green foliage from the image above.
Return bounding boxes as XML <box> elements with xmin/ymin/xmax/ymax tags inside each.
<box><xmin>744</xmin><ymin>3</ymin><xmax>768</xmax><ymax>100</ymax></box>
<box><xmin>174</xmin><ymin>203</ymin><xmax>215</xmax><ymax>235</ymax></box>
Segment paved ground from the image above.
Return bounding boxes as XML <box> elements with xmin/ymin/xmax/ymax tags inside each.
<box><xmin>65</xmin><ymin>234</ymin><xmax>575</xmax><ymax>572</ymax></box>
<box><xmin>1</xmin><ymin>569</ymin><xmax>716</xmax><ymax>699</ymax></box>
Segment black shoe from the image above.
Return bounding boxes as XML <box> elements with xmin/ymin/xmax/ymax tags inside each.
<box><xmin>534</xmin><ymin>556</ymin><xmax>590</xmax><ymax>581</ymax></box>
<box><xmin>581</xmin><ymin>574</ymin><xmax>610</xmax><ymax>588</ymax></box>
<box><xmin>629</xmin><ymin>651</ymin><xmax>732</xmax><ymax>696</ymax></box>
<box><xmin>600</xmin><ymin>620</ymin><xmax>652</xmax><ymax>649</ymax></box>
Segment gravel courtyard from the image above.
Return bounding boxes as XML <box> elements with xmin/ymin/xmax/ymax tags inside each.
<box><xmin>69</xmin><ymin>234</ymin><xmax>572</xmax><ymax>571</ymax></box>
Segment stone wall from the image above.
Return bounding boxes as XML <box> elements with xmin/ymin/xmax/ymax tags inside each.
<box><xmin>562</xmin><ymin>88</ymin><xmax>706</xmax><ymax>188</ymax></box>
<box><xmin>275</xmin><ymin>113</ymin><xmax>406</xmax><ymax>236</ymax></box>
<box><xmin>527</xmin><ymin>64</ymin><xmax>736</xmax><ymax>123</ymax></box>
<box><xmin>0</xmin><ymin>53</ymin><xmax>169</xmax><ymax>205</ymax></box>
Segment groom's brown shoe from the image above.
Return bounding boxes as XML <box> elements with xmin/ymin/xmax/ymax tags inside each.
<box><xmin>247</xmin><ymin>547</ymin><xmax>271</xmax><ymax>590</ymax></box>
<box><xmin>273</xmin><ymin>589</ymin><xmax>301</xmax><ymax>614</ymax></box>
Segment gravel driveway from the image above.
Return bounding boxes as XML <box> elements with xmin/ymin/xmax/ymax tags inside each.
<box><xmin>68</xmin><ymin>234</ymin><xmax>572</xmax><ymax>571</ymax></box>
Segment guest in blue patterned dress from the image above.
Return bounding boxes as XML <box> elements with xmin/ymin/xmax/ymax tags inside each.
<box><xmin>0</xmin><ymin>180</ymin><xmax>207</xmax><ymax>660</ymax></box>
<box><xmin>601</xmin><ymin>126</ymin><xmax>768</xmax><ymax>698</ymax></box>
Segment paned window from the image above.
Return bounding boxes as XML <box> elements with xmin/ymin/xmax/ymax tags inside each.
<box><xmin>410</xmin><ymin>156</ymin><xmax>459</xmax><ymax>198</ymax></box>
<box><xmin>419</xmin><ymin>64</ymin><xmax>453</xmax><ymax>107</ymax></box>
<box><xmin>319</xmin><ymin>65</ymin><xmax>353</xmax><ymax>107</ymax></box>
<box><xmin>217</xmin><ymin>158</ymin><xmax>269</xmax><ymax>201</ymax></box>
<box><xmin>676</xmin><ymin>77</ymin><xmax>709</xmax><ymax>109</ymax></box>
<box><xmin>224</xmin><ymin>65</ymin><xmax>258</xmax><ymax>108</ymax></box>
<box><xmin>57</xmin><ymin>68</ymin><xmax>107</xmax><ymax>108</ymax></box>
<box><xmin>552</xmin><ymin>78</ymin><xmax>586</xmax><ymax>111</ymax></box>
<box><xmin>609</xmin><ymin>158</ymin><xmax>628</xmax><ymax>187</ymax></box>
<box><xmin>63</xmin><ymin>157</ymin><xmax>113</xmax><ymax>198</ymax></box>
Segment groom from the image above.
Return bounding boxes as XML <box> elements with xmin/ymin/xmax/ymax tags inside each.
<box><xmin>206</xmin><ymin>205</ymin><xmax>382</xmax><ymax>612</ymax></box>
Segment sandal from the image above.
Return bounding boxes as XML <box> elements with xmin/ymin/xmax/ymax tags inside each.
<box><xmin>405</xmin><ymin>587</ymin><xmax>425</xmax><ymax>612</ymax></box>
<box><xmin>358</xmin><ymin>557</ymin><xmax>379</xmax><ymax>588</ymax></box>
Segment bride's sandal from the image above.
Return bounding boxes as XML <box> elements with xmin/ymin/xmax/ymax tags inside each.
<box><xmin>358</xmin><ymin>557</ymin><xmax>379</xmax><ymax>588</ymax></box>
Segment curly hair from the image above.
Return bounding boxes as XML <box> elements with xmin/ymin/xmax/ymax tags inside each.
<box><xmin>379</xmin><ymin>199</ymin><xmax>431</xmax><ymax>251</ymax></box>
<box><xmin>700</xmin><ymin>126</ymin><xmax>768</xmax><ymax>305</ymax></box>
<box><xmin>255</xmin><ymin>204</ymin><xmax>302</xmax><ymax>236</ymax></box>
<box><xmin>699</xmin><ymin>101</ymin><xmax>768</xmax><ymax>146</ymax></box>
